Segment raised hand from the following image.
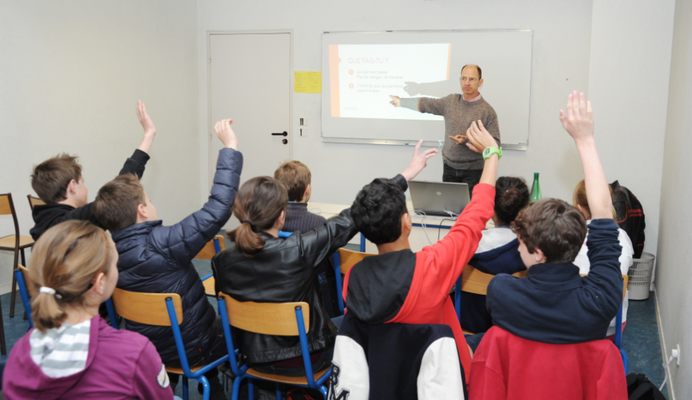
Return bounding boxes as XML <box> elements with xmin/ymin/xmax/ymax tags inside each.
<box><xmin>401</xmin><ymin>139</ymin><xmax>438</xmax><ymax>182</ymax></box>
<box><xmin>465</xmin><ymin>120</ymin><xmax>497</xmax><ymax>154</ymax></box>
<box><xmin>449</xmin><ymin>134</ymin><xmax>468</xmax><ymax>145</ymax></box>
<box><xmin>389</xmin><ymin>95</ymin><xmax>401</xmax><ymax>107</ymax></box>
<box><xmin>136</xmin><ymin>100</ymin><xmax>157</xmax><ymax>154</ymax></box>
<box><xmin>559</xmin><ymin>91</ymin><xmax>594</xmax><ymax>142</ymax></box>
<box><xmin>214</xmin><ymin>119</ymin><xmax>238</xmax><ymax>150</ymax></box>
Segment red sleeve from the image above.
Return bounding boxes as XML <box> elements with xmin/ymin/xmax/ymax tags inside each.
<box><xmin>132</xmin><ymin>341</ymin><xmax>175</xmax><ymax>400</ymax></box>
<box><xmin>416</xmin><ymin>183</ymin><xmax>495</xmax><ymax>296</ymax></box>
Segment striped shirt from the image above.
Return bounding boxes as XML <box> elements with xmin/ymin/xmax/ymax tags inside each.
<box><xmin>30</xmin><ymin>319</ymin><xmax>91</xmax><ymax>378</ymax></box>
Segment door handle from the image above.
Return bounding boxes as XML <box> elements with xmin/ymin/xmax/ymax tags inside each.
<box><xmin>282</xmin><ymin>139</ymin><xmax>288</xmax><ymax>145</ymax></box>
<box><xmin>272</xmin><ymin>131</ymin><xmax>288</xmax><ymax>137</ymax></box>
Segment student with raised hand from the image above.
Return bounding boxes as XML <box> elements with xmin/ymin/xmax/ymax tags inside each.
<box><xmin>461</xmin><ymin>176</ymin><xmax>529</xmax><ymax>340</ymax></box>
<box><xmin>343</xmin><ymin>122</ymin><xmax>500</xmax><ymax>385</ymax></box>
<box><xmin>485</xmin><ymin>91</ymin><xmax>623</xmax><ymax>344</ymax></box>
<box><xmin>30</xmin><ymin>100</ymin><xmax>157</xmax><ymax>240</ymax></box>
<box><xmin>3</xmin><ymin>220</ymin><xmax>174</xmax><ymax>400</ymax></box>
<box><xmin>572</xmin><ymin>179</ymin><xmax>634</xmax><ymax>338</ymax></box>
<box><xmin>92</xmin><ymin>118</ymin><xmax>242</xmax><ymax>400</ymax></box>
<box><xmin>211</xmin><ymin>141</ymin><xmax>437</xmax><ymax>377</ymax></box>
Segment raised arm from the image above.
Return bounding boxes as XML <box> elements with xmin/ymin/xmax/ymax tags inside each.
<box><xmin>136</xmin><ymin>100</ymin><xmax>157</xmax><ymax>154</ymax></box>
<box><xmin>466</xmin><ymin>120</ymin><xmax>499</xmax><ymax>187</ymax></box>
<box><xmin>559</xmin><ymin>91</ymin><xmax>611</xmax><ymax>220</ymax></box>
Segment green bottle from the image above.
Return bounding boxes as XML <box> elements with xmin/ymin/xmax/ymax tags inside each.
<box><xmin>530</xmin><ymin>172</ymin><xmax>542</xmax><ymax>203</ymax></box>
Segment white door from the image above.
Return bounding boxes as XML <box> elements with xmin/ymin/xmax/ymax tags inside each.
<box><xmin>209</xmin><ymin>32</ymin><xmax>291</xmax><ymax>230</ymax></box>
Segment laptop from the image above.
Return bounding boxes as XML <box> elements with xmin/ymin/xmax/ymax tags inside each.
<box><xmin>409</xmin><ymin>181</ymin><xmax>471</xmax><ymax>217</ymax></box>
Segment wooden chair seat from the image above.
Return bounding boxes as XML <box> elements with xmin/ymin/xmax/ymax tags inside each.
<box><xmin>246</xmin><ymin>367</ymin><xmax>331</xmax><ymax>385</ymax></box>
<box><xmin>0</xmin><ymin>235</ymin><xmax>34</xmax><ymax>250</ymax></box>
<box><xmin>166</xmin><ymin>365</ymin><xmax>205</xmax><ymax>375</ymax></box>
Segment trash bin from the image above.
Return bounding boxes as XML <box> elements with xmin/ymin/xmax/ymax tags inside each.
<box><xmin>627</xmin><ymin>252</ymin><xmax>655</xmax><ymax>300</ymax></box>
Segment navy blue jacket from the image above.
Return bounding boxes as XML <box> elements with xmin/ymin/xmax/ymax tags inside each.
<box><xmin>486</xmin><ymin>219</ymin><xmax>623</xmax><ymax>344</ymax></box>
<box><xmin>112</xmin><ymin>148</ymin><xmax>242</xmax><ymax>363</ymax></box>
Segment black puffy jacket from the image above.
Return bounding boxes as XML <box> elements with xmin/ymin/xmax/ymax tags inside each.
<box><xmin>112</xmin><ymin>148</ymin><xmax>242</xmax><ymax>364</ymax></box>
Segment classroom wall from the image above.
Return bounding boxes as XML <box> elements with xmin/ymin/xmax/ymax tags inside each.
<box><xmin>196</xmin><ymin>0</ymin><xmax>594</xmax><ymax>212</ymax></box>
<box><xmin>657</xmin><ymin>0</ymin><xmax>692</xmax><ymax>397</ymax></box>
<box><xmin>197</xmin><ymin>0</ymin><xmax>665</xmax><ymax>258</ymax></box>
<box><xmin>0</xmin><ymin>1</ymin><xmax>200</xmax><ymax>294</ymax></box>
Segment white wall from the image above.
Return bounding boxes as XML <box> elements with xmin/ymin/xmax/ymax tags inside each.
<box><xmin>0</xmin><ymin>1</ymin><xmax>199</xmax><ymax>294</ymax></box>
<box><xmin>657</xmin><ymin>0</ymin><xmax>692</xmax><ymax>397</ymax></box>
<box><xmin>196</xmin><ymin>0</ymin><xmax>594</xmax><ymax>209</ymax></box>
<box><xmin>588</xmin><ymin>0</ymin><xmax>676</xmax><ymax>260</ymax></box>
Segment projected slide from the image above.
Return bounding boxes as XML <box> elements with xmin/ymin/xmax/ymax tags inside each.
<box><xmin>329</xmin><ymin>43</ymin><xmax>450</xmax><ymax>120</ymax></box>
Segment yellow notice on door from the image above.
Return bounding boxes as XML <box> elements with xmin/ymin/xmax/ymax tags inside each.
<box><xmin>294</xmin><ymin>71</ymin><xmax>322</xmax><ymax>93</ymax></box>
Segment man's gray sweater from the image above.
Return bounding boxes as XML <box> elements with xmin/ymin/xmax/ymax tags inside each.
<box><xmin>401</xmin><ymin>94</ymin><xmax>501</xmax><ymax>170</ymax></box>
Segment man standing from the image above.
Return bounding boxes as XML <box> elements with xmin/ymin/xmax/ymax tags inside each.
<box><xmin>390</xmin><ymin>65</ymin><xmax>501</xmax><ymax>193</ymax></box>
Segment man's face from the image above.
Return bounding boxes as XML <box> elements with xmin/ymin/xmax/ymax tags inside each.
<box><xmin>459</xmin><ymin>66</ymin><xmax>483</xmax><ymax>98</ymax></box>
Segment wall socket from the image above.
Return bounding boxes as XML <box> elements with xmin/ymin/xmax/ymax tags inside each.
<box><xmin>300</xmin><ymin>127</ymin><xmax>308</xmax><ymax>137</ymax></box>
<box><xmin>299</xmin><ymin>117</ymin><xmax>308</xmax><ymax>126</ymax></box>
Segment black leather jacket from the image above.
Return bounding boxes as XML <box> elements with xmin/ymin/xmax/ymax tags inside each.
<box><xmin>211</xmin><ymin>174</ymin><xmax>407</xmax><ymax>364</ymax></box>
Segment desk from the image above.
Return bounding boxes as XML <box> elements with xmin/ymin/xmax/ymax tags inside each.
<box><xmin>308</xmin><ymin>202</ymin><xmax>493</xmax><ymax>253</ymax></box>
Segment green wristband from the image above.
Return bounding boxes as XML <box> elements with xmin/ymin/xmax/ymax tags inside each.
<box><xmin>482</xmin><ymin>147</ymin><xmax>502</xmax><ymax>160</ymax></box>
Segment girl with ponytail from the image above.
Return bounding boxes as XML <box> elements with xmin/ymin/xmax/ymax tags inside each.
<box><xmin>3</xmin><ymin>220</ymin><xmax>173</xmax><ymax>399</ymax></box>
<box><xmin>461</xmin><ymin>176</ymin><xmax>530</xmax><ymax>343</ymax></box>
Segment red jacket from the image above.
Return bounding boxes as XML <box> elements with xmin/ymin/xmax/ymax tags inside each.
<box><xmin>469</xmin><ymin>326</ymin><xmax>627</xmax><ymax>400</ymax></box>
<box><xmin>344</xmin><ymin>183</ymin><xmax>496</xmax><ymax>383</ymax></box>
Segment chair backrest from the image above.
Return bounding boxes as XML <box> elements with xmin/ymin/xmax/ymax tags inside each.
<box><xmin>461</xmin><ymin>265</ymin><xmax>528</xmax><ymax>296</ymax></box>
<box><xmin>27</xmin><ymin>195</ymin><xmax>45</xmax><ymax>210</ymax></box>
<box><xmin>194</xmin><ymin>235</ymin><xmax>226</xmax><ymax>260</ymax></box>
<box><xmin>219</xmin><ymin>293</ymin><xmax>310</xmax><ymax>336</ymax></box>
<box><xmin>0</xmin><ymin>194</ymin><xmax>20</xmax><ymax>242</ymax></box>
<box><xmin>335</xmin><ymin>248</ymin><xmax>376</xmax><ymax>274</ymax></box>
<box><xmin>111</xmin><ymin>288</ymin><xmax>183</xmax><ymax>326</ymax></box>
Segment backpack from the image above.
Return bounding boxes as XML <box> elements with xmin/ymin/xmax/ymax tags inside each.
<box><xmin>626</xmin><ymin>373</ymin><xmax>666</xmax><ymax>400</ymax></box>
<box><xmin>610</xmin><ymin>180</ymin><xmax>646</xmax><ymax>258</ymax></box>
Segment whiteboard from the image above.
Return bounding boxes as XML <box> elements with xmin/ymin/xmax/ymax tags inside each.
<box><xmin>321</xmin><ymin>30</ymin><xmax>533</xmax><ymax>150</ymax></box>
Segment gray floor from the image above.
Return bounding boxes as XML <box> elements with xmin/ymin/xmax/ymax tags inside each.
<box><xmin>0</xmin><ymin>250</ymin><xmax>669</xmax><ymax>399</ymax></box>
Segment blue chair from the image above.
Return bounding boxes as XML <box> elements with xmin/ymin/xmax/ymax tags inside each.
<box><xmin>615</xmin><ymin>275</ymin><xmax>629</xmax><ymax>373</ymax></box>
<box><xmin>197</xmin><ymin>235</ymin><xmax>226</xmax><ymax>297</ymax></box>
<box><xmin>111</xmin><ymin>288</ymin><xmax>230</xmax><ymax>400</ymax></box>
<box><xmin>217</xmin><ymin>293</ymin><xmax>331</xmax><ymax>400</ymax></box>
<box><xmin>278</xmin><ymin>230</ymin><xmax>292</xmax><ymax>238</ymax></box>
<box><xmin>15</xmin><ymin>265</ymin><xmax>33</xmax><ymax>329</ymax></box>
<box><xmin>332</xmin><ymin>248</ymin><xmax>376</xmax><ymax>314</ymax></box>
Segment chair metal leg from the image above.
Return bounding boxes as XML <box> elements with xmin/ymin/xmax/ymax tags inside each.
<box><xmin>198</xmin><ymin>375</ymin><xmax>211</xmax><ymax>400</ymax></box>
<box><xmin>20</xmin><ymin>249</ymin><xmax>27</xmax><ymax>320</ymax></box>
<box><xmin>248</xmin><ymin>380</ymin><xmax>254</xmax><ymax>400</ymax></box>
<box><xmin>182</xmin><ymin>375</ymin><xmax>189</xmax><ymax>400</ymax></box>
<box><xmin>0</xmin><ymin>293</ymin><xmax>6</xmax><ymax>355</ymax></box>
<box><xmin>275</xmin><ymin>383</ymin><xmax>281</xmax><ymax>400</ymax></box>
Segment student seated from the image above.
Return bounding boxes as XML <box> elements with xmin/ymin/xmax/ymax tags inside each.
<box><xmin>572</xmin><ymin>179</ymin><xmax>634</xmax><ymax>337</ymax></box>
<box><xmin>3</xmin><ymin>220</ymin><xmax>173</xmax><ymax>399</ymax></box>
<box><xmin>274</xmin><ymin>160</ymin><xmax>339</xmax><ymax>317</ymax></box>
<box><xmin>485</xmin><ymin>91</ymin><xmax>623</xmax><ymax>346</ymax></box>
<box><xmin>343</xmin><ymin>124</ymin><xmax>500</xmax><ymax>383</ymax></box>
<box><xmin>461</xmin><ymin>176</ymin><xmax>529</xmax><ymax>338</ymax></box>
<box><xmin>93</xmin><ymin>119</ymin><xmax>242</xmax><ymax>400</ymax></box>
<box><xmin>212</xmin><ymin>142</ymin><xmax>436</xmax><ymax>376</ymax></box>
<box><xmin>30</xmin><ymin>101</ymin><xmax>157</xmax><ymax>240</ymax></box>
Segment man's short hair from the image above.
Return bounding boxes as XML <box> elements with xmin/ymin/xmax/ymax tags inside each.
<box><xmin>93</xmin><ymin>174</ymin><xmax>146</xmax><ymax>232</ymax></box>
<box><xmin>461</xmin><ymin>64</ymin><xmax>482</xmax><ymax>80</ymax></box>
<box><xmin>31</xmin><ymin>154</ymin><xmax>82</xmax><ymax>203</ymax></box>
<box><xmin>351</xmin><ymin>178</ymin><xmax>408</xmax><ymax>245</ymax></box>
<box><xmin>274</xmin><ymin>161</ymin><xmax>311</xmax><ymax>202</ymax></box>
<box><xmin>512</xmin><ymin>198</ymin><xmax>587</xmax><ymax>264</ymax></box>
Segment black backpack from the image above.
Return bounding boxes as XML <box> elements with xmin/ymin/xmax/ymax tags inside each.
<box><xmin>610</xmin><ymin>180</ymin><xmax>646</xmax><ymax>258</ymax></box>
<box><xmin>627</xmin><ymin>373</ymin><xmax>666</xmax><ymax>400</ymax></box>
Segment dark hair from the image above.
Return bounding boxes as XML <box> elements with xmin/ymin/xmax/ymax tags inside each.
<box><xmin>274</xmin><ymin>160</ymin><xmax>311</xmax><ymax>202</ymax></box>
<box><xmin>93</xmin><ymin>174</ymin><xmax>146</xmax><ymax>232</ymax></box>
<box><xmin>227</xmin><ymin>177</ymin><xmax>287</xmax><ymax>258</ymax></box>
<box><xmin>29</xmin><ymin>220</ymin><xmax>114</xmax><ymax>332</ymax></box>
<box><xmin>494</xmin><ymin>177</ymin><xmax>529</xmax><ymax>225</ymax></box>
<box><xmin>351</xmin><ymin>178</ymin><xmax>408</xmax><ymax>245</ymax></box>
<box><xmin>512</xmin><ymin>198</ymin><xmax>586</xmax><ymax>264</ymax></box>
<box><xmin>31</xmin><ymin>154</ymin><xmax>83</xmax><ymax>203</ymax></box>
<box><xmin>461</xmin><ymin>64</ymin><xmax>482</xmax><ymax>80</ymax></box>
